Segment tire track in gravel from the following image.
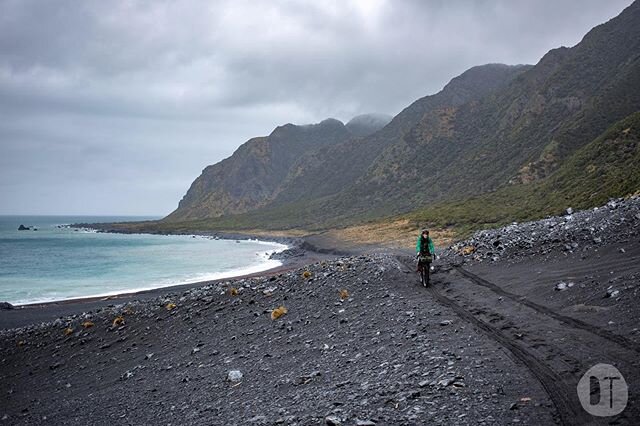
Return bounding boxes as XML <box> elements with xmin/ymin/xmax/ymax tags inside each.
<box><xmin>396</xmin><ymin>257</ymin><xmax>588</xmax><ymax>425</ymax></box>
<box><xmin>408</xmin><ymin>257</ymin><xmax>640</xmax><ymax>425</ymax></box>
<box><xmin>489</xmin><ymin>254</ymin><xmax>640</xmax><ymax>288</ymax></box>
<box><xmin>422</xmin><ymin>277</ymin><xmax>590</xmax><ymax>426</ymax></box>
<box><xmin>455</xmin><ymin>267</ymin><xmax>640</xmax><ymax>355</ymax></box>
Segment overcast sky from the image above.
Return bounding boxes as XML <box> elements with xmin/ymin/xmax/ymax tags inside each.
<box><xmin>0</xmin><ymin>0</ymin><xmax>633</xmax><ymax>216</ymax></box>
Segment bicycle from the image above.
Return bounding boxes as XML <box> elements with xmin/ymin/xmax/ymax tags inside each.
<box><xmin>416</xmin><ymin>253</ymin><xmax>434</xmax><ymax>287</ymax></box>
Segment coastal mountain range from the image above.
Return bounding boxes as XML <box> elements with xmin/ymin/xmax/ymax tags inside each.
<box><xmin>165</xmin><ymin>1</ymin><xmax>640</xmax><ymax>233</ymax></box>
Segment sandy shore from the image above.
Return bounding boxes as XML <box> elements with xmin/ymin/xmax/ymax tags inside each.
<box><xmin>1</xmin><ymin>200</ymin><xmax>639</xmax><ymax>424</ymax></box>
<box><xmin>0</xmin><ymin>236</ymin><xmax>339</xmax><ymax>330</ymax></box>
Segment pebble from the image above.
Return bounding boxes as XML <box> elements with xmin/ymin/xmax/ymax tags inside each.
<box><xmin>555</xmin><ymin>282</ymin><xmax>568</xmax><ymax>291</ymax></box>
<box><xmin>325</xmin><ymin>415</ymin><xmax>342</xmax><ymax>425</ymax></box>
<box><xmin>227</xmin><ymin>370</ymin><xmax>243</xmax><ymax>382</ymax></box>
<box><xmin>0</xmin><ymin>247</ymin><xmax>578</xmax><ymax>425</ymax></box>
<box><xmin>605</xmin><ymin>289</ymin><xmax>620</xmax><ymax>298</ymax></box>
<box><xmin>554</xmin><ymin>282</ymin><xmax>574</xmax><ymax>291</ymax></box>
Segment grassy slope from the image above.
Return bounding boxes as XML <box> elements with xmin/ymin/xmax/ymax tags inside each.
<box><xmin>405</xmin><ymin>111</ymin><xmax>640</xmax><ymax>236</ymax></box>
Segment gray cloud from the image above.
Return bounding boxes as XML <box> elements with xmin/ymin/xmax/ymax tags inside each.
<box><xmin>0</xmin><ymin>0</ymin><xmax>632</xmax><ymax>215</ymax></box>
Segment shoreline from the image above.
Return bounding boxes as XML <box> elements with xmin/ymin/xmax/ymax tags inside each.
<box><xmin>2</xmin><ymin>199</ymin><xmax>639</xmax><ymax>423</ymax></box>
<box><xmin>10</xmin><ymin>256</ymin><xmax>285</xmax><ymax>308</ymax></box>
<box><xmin>0</xmin><ymin>225</ymin><xmax>343</xmax><ymax>330</ymax></box>
<box><xmin>71</xmin><ymin>221</ymin><xmax>303</xmax><ymax>247</ymax></box>
<box><xmin>0</xmin><ymin>217</ymin><xmax>395</xmax><ymax>330</ymax></box>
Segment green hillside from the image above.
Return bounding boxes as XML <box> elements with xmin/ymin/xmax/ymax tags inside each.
<box><xmin>322</xmin><ymin>1</ymin><xmax>640</xmax><ymax>220</ymax></box>
<box><xmin>406</xmin><ymin>111</ymin><xmax>640</xmax><ymax>235</ymax></box>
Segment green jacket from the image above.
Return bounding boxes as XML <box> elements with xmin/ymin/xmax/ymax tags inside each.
<box><xmin>416</xmin><ymin>236</ymin><xmax>435</xmax><ymax>255</ymax></box>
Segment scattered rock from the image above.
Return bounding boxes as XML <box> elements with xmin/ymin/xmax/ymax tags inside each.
<box><xmin>443</xmin><ymin>197</ymin><xmax>640</xmax><ymax>263</ymax></box>
<box><xmin>294</xmin><ymin>371</ymin><xmax>321</xmax><ymax>385</ymax></box>
<box><xmin>0</xmin><ymin>247</ymin><xmax>586</xmax><ymax>424</ymax></box>
<box><xmin>325</xmin><ymin>415</ymin><xmax>342</xmax><ymax>426</ymax></box>
<box><xmin>554</xmin><ymin>282</ymin><xmax>574</xmax><ymax>291</ymax></box>
<box><xmin>605</xmin><ymin>289</ymin><xmax>620</xmax><ymax>298</ymax></box>
<box><xmin>555</xmin><ymin>282</ymin><xmax>568</xmax><ymax>291</ymax></box>
<box><xmin>227</xmin><ymin>370</ymin><xmax>243</xmax><ymax>383</ymax></box>
<box><xmin>438</xmin><ymin>378</ymin><xmax>455</xmax><ymax>387</ymax></box>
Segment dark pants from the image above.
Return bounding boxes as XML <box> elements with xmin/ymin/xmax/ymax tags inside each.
<box><xmin>416</xmin><ymin>255</ymin><xmax>431</xmax><ymax>272</ymax></box>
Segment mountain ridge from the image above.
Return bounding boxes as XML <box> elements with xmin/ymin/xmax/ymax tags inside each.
<box><xmin>164</xmin><ymin>1</ymin><xmax>640</xmax><ymax>234</ymax></box>
<box><xmin>168</xmin><ymin>63</ymin><xmax>530</xmax><ymax>221</ymax></box>
<box><xmin>345</xmin><ymin>113</ymin><xmax>393</xmax><ymax>137</ymax></box>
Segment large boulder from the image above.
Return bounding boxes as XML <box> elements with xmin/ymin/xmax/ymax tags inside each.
<box><xmin>18</xmin><ymin>224</ymin><xmax>30</xmax><ymax>231</ymax></box>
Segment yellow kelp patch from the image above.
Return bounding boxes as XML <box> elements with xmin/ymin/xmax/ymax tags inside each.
<box><xmin>270</xmin><ymin>306</ymin><xmax>288</xmax><ymax>320</ymax></box>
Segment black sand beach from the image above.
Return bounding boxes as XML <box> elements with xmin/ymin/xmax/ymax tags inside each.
<box><xmin>1</xmin><ymin>198</ymin><xmax>639</xmax><ymax>425</ymax></box>
<box><xmin>0</xmin><ymin>242</ymin><xmax>336</xmax><ymax>331</ymax></box>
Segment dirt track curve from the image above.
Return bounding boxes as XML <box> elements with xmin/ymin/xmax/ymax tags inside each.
<box><xmin>397</xmin><ymin>257</ymin><xmax>639</xmax><ymax>426</ymax></box>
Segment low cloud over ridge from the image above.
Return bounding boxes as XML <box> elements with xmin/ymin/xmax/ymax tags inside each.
<box><xmin>0</xmin><ymin>0</ymin><xmax>632</xmax><ymax>215</ymax></box>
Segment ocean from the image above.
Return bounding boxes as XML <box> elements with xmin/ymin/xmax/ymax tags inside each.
<box><xmin>0</xmin><ymin>216</ymin><xmax>287</xmax><ymax>305</ymax></box>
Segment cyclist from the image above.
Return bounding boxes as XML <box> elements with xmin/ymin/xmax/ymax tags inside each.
<box><xmin>416</xmin><ymin>229</ymin><xmax>436</xmax><ymax>278</ymax></box>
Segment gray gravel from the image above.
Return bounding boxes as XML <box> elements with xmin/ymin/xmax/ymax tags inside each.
<box><xmin>0</xmin><ymin>254</ymin><xmax>552</xmax><ymax>425</ymax></box>
<box><xmin>443</xmin><ymin>196</ymin><xmax>640</xmax><ymax>264</ymax></box>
